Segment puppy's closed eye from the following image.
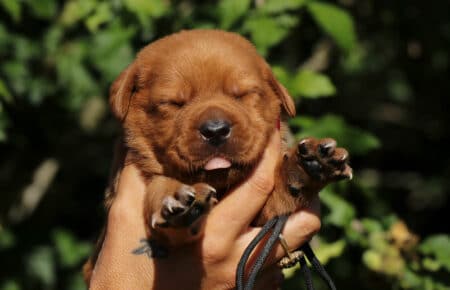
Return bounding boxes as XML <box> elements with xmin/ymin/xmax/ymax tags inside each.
<box><xmin>148</xmin><ymin>100</ymin><xmax>185</xmax><ymax>113</ymax></box>
<box><xmin>232</xmin><ymin>88</ymin><xmax>263</xmax><ymax>100</ymax></box>
<box><xmin>158</xmin><ymin>100</ymin><xmax>185</xmax><ymax>108</ymax></box>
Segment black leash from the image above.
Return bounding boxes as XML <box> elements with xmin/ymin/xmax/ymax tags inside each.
<box><xmin>236</xmin><ymin>215</ymin><xmax>337</xmax><ymax>290</ymax></box>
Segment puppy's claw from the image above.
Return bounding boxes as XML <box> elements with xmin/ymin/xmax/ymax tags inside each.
<box><xmin>318</xmin><ymin>138</ymin><xmax>336</xmax><ymax>157</ymax></box>
<box><xmin>205</xmin><ymin>185</ymin><xmax>216</xmax><ymax>195</ymax></box>
<box><xmin>175</xmin><ymin>185</ymin><xmax>196</xmax><ymax>205</ymax></box>
<box><xmin>151</xmin><ymin>213</ymin><xmax>168</xmax><ymax>229</ymax></box>
<box><xmin>153</xmin><ymin>183</ymin><xmax>217</xmax><ymax>229</ymax></box>
<box><xmin>162</xmin><ymin>196</ymin><xmax>184</xmax><ymax>215</ymax></box>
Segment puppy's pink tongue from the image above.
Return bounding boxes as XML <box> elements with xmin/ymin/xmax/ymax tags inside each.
<box><xmin>204</xmin><ymin>157</ymin><xmax>231</xmax><ymax>170</ymax></box>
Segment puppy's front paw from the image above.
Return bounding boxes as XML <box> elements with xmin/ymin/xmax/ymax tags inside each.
<box><xmin>297</xmin><ymin>137</ymin><xmax>352</xmax><ymax>183</ymax></box>
<box><xmin>151</xmin><ymin>183</ymin><xmax>217</xmax><ymax>231</ymax></box>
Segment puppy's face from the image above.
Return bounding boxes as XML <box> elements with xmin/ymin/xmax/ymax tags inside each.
<box><xmin>111</xmin><ymin>30</ymin><xmax>295</xmax><ymax>190</ymax></box>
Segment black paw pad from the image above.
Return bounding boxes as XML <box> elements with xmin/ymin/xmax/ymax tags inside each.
<box><xmin>303</xmin><ymin>159</ymin><xmax>322</xmax><ymax>179</ymax></box>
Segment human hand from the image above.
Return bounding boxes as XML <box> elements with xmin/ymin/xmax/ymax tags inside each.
<box><xmin>89</xmin><ymin>130</ymin><xmax>321</xmax><ymax>290</ymax></box>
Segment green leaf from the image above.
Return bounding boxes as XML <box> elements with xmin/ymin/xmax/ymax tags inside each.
<box><xmin>0</xmin><ymin>227</ymin><xmax>16</xmax><ymax>250</ymax></box>
<box><xmin>59</xmin><ymin>0</ymin><xmax>97</xmax><ymax>27</ymax></box>
<box><xmin>290</xmin><ymin>114</ymin><xmax>381</xmax><ymax>155</ymax></box>
<box><xmin>0</xmin><ymin>78</ymin><xmax>12</xmax><ymax>103</ymax></box>
<box><xmin>43</xmin><ymin>26</ymin><xmax>63</xmax><ymax>56</ymax></box>
<box><xmin>419</xmin><ymin>235</ymin><xmax>450</xmax><ymax>271</ymax></box>
<box><xmin>26</xmin><ymin>246</ymin><xmax>56</xmax><ymax>287</ymax></box>
<box><xmin>361</xmin><ymin>218</ymin><xmax>384</xmax><ymax>233</ymax></box>
<box><xmin>400</xmin><ymin>269</ymin><xmax>423</xmax><ymax>289</ymax></box>
<box><xmin>321</xmin><ymin>187</ymin><xmax>356</xmax><ymax>227</ymax></box>
<box><xmin>13</xmin><ymin>36</ymin><xmax>41</xmax><ymax>62</ymax></box>
<box><xmin>362</xmin><ymin>249</ymin><xmax>383</xmax><ymax>271</ymax></box>
<box><xmin>28</xmin><ymin>78</ymin><xmax>56</xmax><ymax>105</ymax></box>
<box><xmin>85</xmin><ymin>2</ymin><xmax>113</xmax><ymax>32</ymax></box>
<box><xmin>422</xmin><ymin>258</ymin><xmax>442</xmax><ymax>272</ymax></box>
<box><xmin>218</xmin><ymin>0</ymin><xmax>251</xmax><ymax>29</ymax></box>
<box><xmin>307</xmin><ymin>2</ymin><xmax>356</xmax><ymax>51</ymax></box>
<box><xmin>0</xmin><ymin>280</ymin><xmax>21</xmax><ymax>290</ymax></box>
<box><xmin>25</xmin><ymin>0</ymin><xmax>57</xmax><ymax>19</ymax></box>
<box><xmin>123</xmin><ymin>0</ymin><xmax>168</xmax><ymax>29</ymax></box>
<box><xmin>1</xmin><ymin>61</ymin><xmax>29</xmax><ymax>96</ymax></box>
<box><xmin>89</xmin><ymin>25</ymin><xmax>135</xmax><ymax>82</ymax></box>
<box><xmin>243</xmin><ymin>14</ymin><xmax>298</xmax><ymax>55</ymax></box>
<box><xmin>123</xmin><ymin>0</ymin><xmax>168</xmax><ymax>17</ymax></box>
<box><xmin>258</xmin><ymin>0</ymin><xmax>306</xmax><ymax>14</ymax></box>
<box><xmin>292</xmin><ymin>70</ymin><xmax>336</xmax><ymax>98</ymax></box>
<box><xmin>315</xmin><ymin>239</ymin><xmax>346</xmax><ymax>265</ymax></box>
<box><xmin>55</xmin><ymin>42</ymin><xmax>98</xmax><ymax>109</ymax></box>
<box><xmin>0</xmin><ymin>24</ymin><xmax>9</xmax><ymax>52</ymax></box>
<box><xmin>272</xmin><ymin>66</ymin><xmax>291</xmax><ymax>88</ymax></box>
<box><xmin>0</xmin><ymin>0</ymin><xmax>21</xmax><ymax>22</ymax></box>
<box><xmin>67</xmin><ymin>273</ymin><xmax>87</xmax><ymax>290</ymax></box>
<box><xmin>53</xmin><ymin>229</ymin><xmax>92</xmax><ymax>268</ymax></box>
<box><xmin>0</xmin><ymin>103</ymin><xmax>8</xmax><ymax>142</ymax></box>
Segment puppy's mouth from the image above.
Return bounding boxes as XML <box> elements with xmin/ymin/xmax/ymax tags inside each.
<box><xmin>203</xmin><ymin>156</ymin><xmax>232</xmax><ymax>171</ymax></box>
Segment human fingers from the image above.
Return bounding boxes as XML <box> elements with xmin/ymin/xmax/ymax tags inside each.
<box><xmin>90</xmin><ymin>165</ymin><xmax>153</xmax><ymax>289</ymax></box>
<box><xmin>113</xmin><ymin>164</ymin><xmax>147</xmax><ymax>209</ymax></box>
<box><xmin>206</xmin><ymin>129</ymin><xmax>281</xmax><ymax>240</ymax></box>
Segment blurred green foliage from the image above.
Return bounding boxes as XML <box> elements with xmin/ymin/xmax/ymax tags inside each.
<box><xmin>1</xmin><ymin>0</ymin><xmax>449</xmax><ymax>289</ymax></box>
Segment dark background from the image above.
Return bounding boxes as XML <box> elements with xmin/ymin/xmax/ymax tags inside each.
<box><xmin>0</xmin><ymin>0</ymin><xmax>449</xmax><ymax>289</ymax></box>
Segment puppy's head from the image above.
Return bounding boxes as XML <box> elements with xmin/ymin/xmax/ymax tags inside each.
<box><xmin>111</xmin><ymin>30</ymin><xmax>295</xmax><ymax>190</ymax></box>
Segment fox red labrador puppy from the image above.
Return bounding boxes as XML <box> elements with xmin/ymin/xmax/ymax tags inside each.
<box><xmin>83</xmin><ymin>29</ymin><xmax>352</xmax><ymax>284</ymax></box>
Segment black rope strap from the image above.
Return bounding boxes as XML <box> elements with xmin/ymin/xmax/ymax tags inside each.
<box><xmin>236</xmin><ymin>215</ymin><xmax>337</xmax><ymax>290</ymax></box>
<box><xmin>299</xmin><ymin>255</ymin><xmax>315</xmax><ymax>290</ymax></box>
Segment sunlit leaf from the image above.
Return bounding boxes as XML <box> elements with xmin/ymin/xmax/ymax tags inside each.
<box><xmin>218</xmin><ymin>0</ymin><xmax>251</xmax><ymax>29</ymax></box>
<box><xmin>363</xmin><ymin>249</ymin><xmax>383</xmax><ymax>271</ymax></box>
<box><xmin>123</xmin><ymin>0</ymin><xmax>168</xmax><ymax>17</ymax></box>
<box><xmin>419</xmin><ymin>235</ymin><xmax>450</xmax><ymax>271</ymax></box>
<box><xmin>292</xmin><ymin>69</ymin><xmax>336</xmax><ymax>98</ymax></box>
<box><xmin>321</xmin><ymin>187</ymin><xmax>356</xmax><ymax>227</ymax></box>
<box><xmin>53</xmin><ymin>229</ymin><xmax>92</xmax><ymax>268</ymax></box>
<box><xmin>315</xmin><ymin>238</ymin><xmax>346</xmax><ymax>265</ymax></box>
<box><xmin>243</xmin><ymin>14</ymin><xmax>298</xmax><ymax>55</ymax></box>
<box><xmin>361</xmin><ymin>218</ymin><xmax>384</xmax><ymax>233</ymax></box>
<box><xmin>60</xmin><ymin>0</ymin><xmax>97</xmax><ymax>27</ymax></box>
<box><xmin>272</xmin><ymin>66</ymin><xmax>290</xmax><ymax>87</ymax></box>
<box><xmin>85</xmin><ymin>2</ymin><xmax>113</xmax><ymax>32</ymax></box>
<box><xmin>307</xmin><ymin>2</ymin><xmax>356</xmax><ymax>51</ymax></box>
<box><xmin>423</xmin><ymin>258</ymin><xmax>442</xmax><ymax>272</ymax></box>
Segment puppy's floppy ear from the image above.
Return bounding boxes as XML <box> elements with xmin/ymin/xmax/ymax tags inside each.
<box><xmin>109</xmin><ymin>62</ymin><xmax>138</xmax><ymax>121</ymax></box>
<box><xmin>262</xmin><ymin>63</ymin><xmax>296</xmax><ymax>117</ymax></box>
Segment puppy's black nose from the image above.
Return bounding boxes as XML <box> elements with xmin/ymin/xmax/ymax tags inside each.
<box><xmin>199</xmin><ymin>119</ymin><xmax>231</xmax><ymax>146</ymax></box>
